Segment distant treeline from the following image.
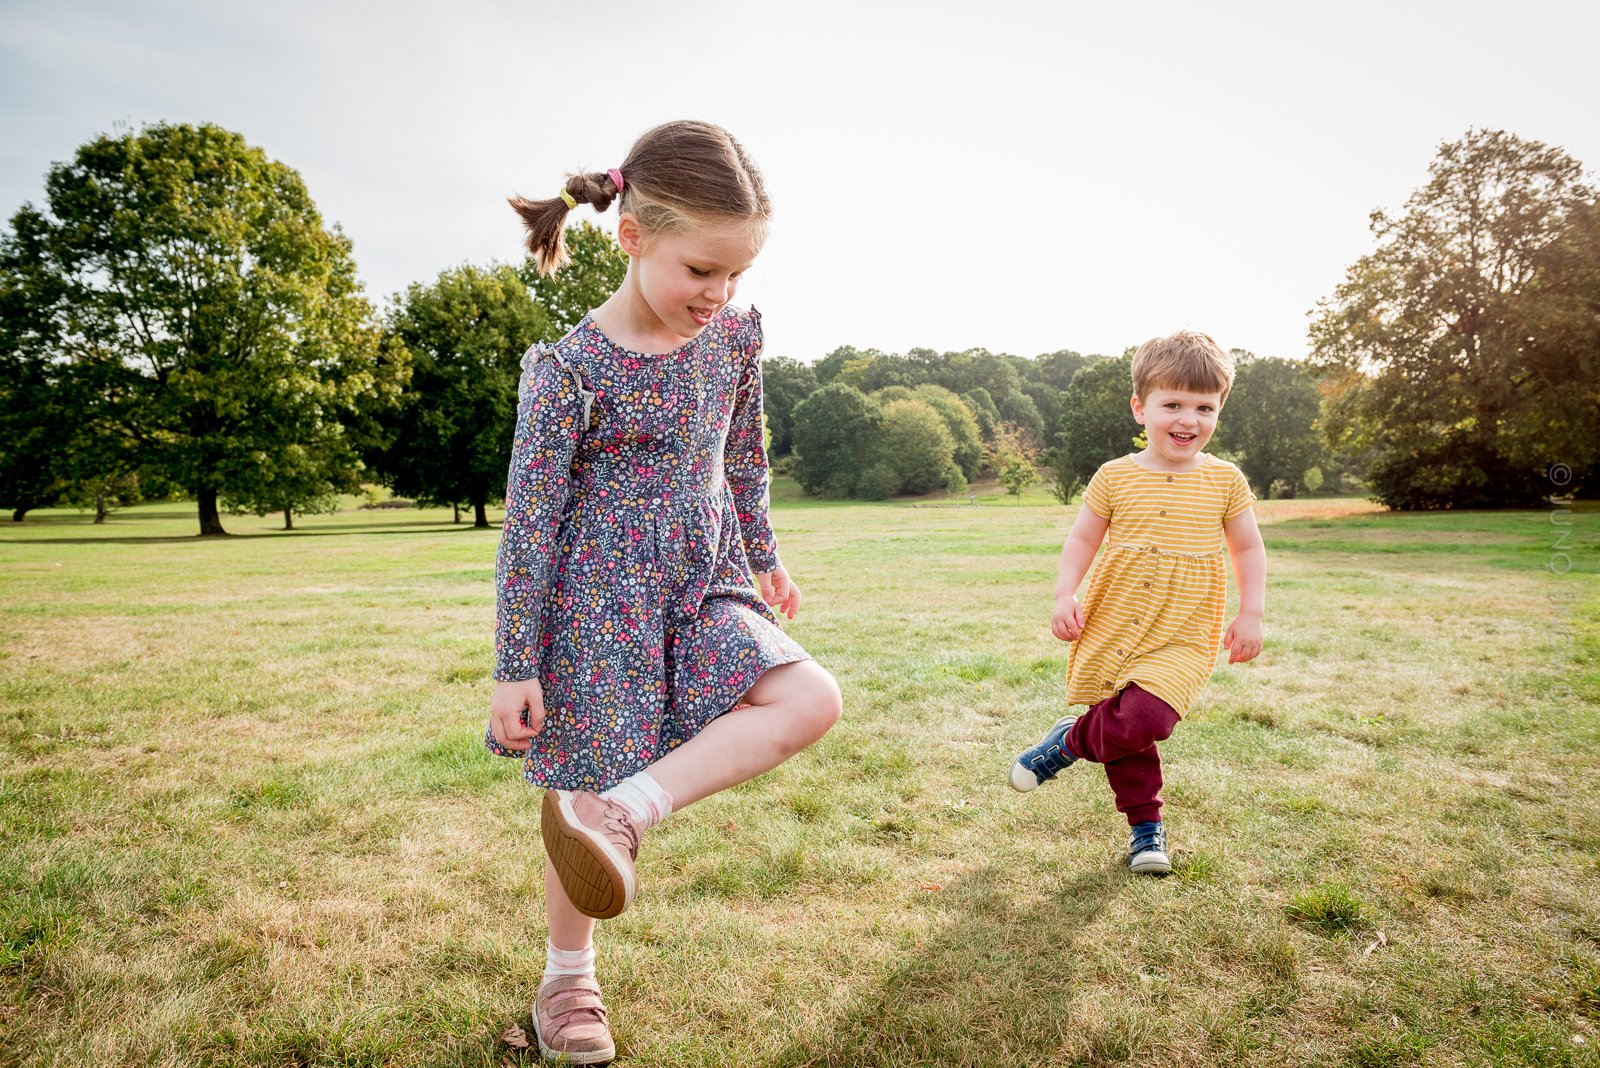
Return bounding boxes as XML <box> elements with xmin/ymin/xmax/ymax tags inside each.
<box><xmin>2</xmin><ymin>125</ymin><xmax>1593</xmax><ymax>535</ymax></box>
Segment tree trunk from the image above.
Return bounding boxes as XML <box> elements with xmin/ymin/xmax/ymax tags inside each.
<box><xmin>94</xmin><ymin>491</ymin><xmax>107</xmax><ymax>524</ymax></box>
<box><xmin>453</xmin><ymin>502</ymin><xmax>461</xmax><ymax>524</ymax></box>
<box><xmin>11</xmin><ymin>508</ymin><xmax>27</xmax><ymax>522</ymax></box>
<box><xmin>283</xmin><ymin>507</ymin><xmax>294</xmax><ymax>530</ymax></box>
<box><xmin>197</xmin><ymin>486</ymin><xmax>227</xmax><ymax>536</ymax></box>
<box><xmin>474</xmin><ymin>499</ymin><xmax>489</xmax><ymax>528</ymax></box>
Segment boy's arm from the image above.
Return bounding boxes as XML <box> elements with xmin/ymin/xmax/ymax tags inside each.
<box><xmin>1052</xmin><ymin>504</ymin><xmax>1110</xmax><ymax>641</ymax></box>
<box><xmin>1222</xmin><ymin>507</ymin><xmax>1266</xmax><ymax>663</ymax></box>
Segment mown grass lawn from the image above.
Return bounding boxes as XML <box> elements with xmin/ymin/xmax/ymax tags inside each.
<box><xmin>2</xmin><ymin>485</ymin><xmax>1597</xmax><ymax>1067</ymax></box>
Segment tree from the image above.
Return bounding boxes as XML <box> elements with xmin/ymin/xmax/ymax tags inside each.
<box><xmin>761</xmin><ymin>355</ymin><xmax>817</xmax><ymax>456</ymax></box>
<box><xmin>913</xmin><ymin>385</ymin><xmax>983</xmax><ymax>478</ymax></box>
<box><xmin>0</xmin><ymin>122</ymin><xmax>394</xmax><ymax>535</ymax></box>
<box><xmin>998</xmin><ymin>454</ymin><xmax>1038</xmax><ymax>499</ymax></box>
<box><xmin>1211</xmin><ymin>356</ymin><xmax>1322</xmax><ymax>498</ymax></box>
<box><xmin>1046</xmin><ymin>355</ymin><xmax>1137</xmax><ymax>503</ymax></box>
<box><xmin>1309</xmin><ymin>129</ymin><xmax>1599</xmax><ymax>508</ymax></box>
<box><xmin>380</xmin><ymin>264</ymin><xmax>554</xmax><ymax>527</ymax></box>
<box><xmin>790</xmin><ymin>383</ymin><xmax>883</xmax><ymax>496</ymax></box>
<box><xmin>874</xmin><ymin>398</ymin><xmax>956</xmax><ymax>495</ymax></box>
<box><xmin>518</xmin><ymin>222</ymin><xmax>628</xmax><ymax>334</ymax></box>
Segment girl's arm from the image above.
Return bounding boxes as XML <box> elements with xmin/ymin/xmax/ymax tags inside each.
<box><xmin>724</xmin><ymin>313</ymin><xmax>799</xmax><ymax>617</ymax></box>
<box><xmin>489</xmin><ymin>353</ymin><xmax>585</xmax><ymax>748</ymax></box>
<box><xmin>1052</xmin><ymin>504</ymin><xmax>1110</xmax><ymax>641</ymax></box>
<box><xmin>1222</xmin><ymin>507</ymin><xmax>1266</xmax><ymax>663</ymax></box>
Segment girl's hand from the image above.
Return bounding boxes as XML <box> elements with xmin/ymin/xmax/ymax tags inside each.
<box><xmin>490</xmin><ymin>678</ymin><xmax>546</xmax><ymax>749</ymax></box>
<box><xmin>757</xmin><ymin>566</ymin><xmax>802</xmax><ymax>620</ymax></box>
<box><xmin>1051</xmin><ymin>594</ymin><xmax>1085</xmax><ymax>642</ymax></box>
<box><xmin>1224</xmin><ymin>613</ymin><xmax>1263</xmax><ymax>664</ymax></box>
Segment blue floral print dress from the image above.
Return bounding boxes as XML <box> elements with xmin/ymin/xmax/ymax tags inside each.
<box><xmin>485</xmin><ymin>306</ymin><xmax>810</xmax><ymax>791</ymax></box>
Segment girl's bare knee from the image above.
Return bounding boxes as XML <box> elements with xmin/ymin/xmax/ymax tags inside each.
<box><xmin>803</xmin><ymin>664</ymin><xmax>843</xmax><ymax>740</ymax></box>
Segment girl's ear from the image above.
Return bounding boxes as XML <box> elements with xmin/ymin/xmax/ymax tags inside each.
<box><xmin>1130</xmin><ymin>393</ymin><xmax>1146</xmax><ymax>425</ymax></box>
<box><xmin>616</xmin><ymin>213</ymin><xmax>644</xmax><ymax>257</ymax></box>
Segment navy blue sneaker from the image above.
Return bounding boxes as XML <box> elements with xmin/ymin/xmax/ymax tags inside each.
<box><xmin>1009</xmin><ymin>716</ymin><xmax>1079</xmax><ymax>792</ymax></box>
<box><xmin>1128</xmin><ymin>820</ymin><xmax>1171</xmax><ymax>875</ymax></box>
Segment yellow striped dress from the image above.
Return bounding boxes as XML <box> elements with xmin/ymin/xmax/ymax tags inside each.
<box><xmin>1066</xmin><ymin>453</ymin><xmax>1255</xmax><ymax>717</ymax></box>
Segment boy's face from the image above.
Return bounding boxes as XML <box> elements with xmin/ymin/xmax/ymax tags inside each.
<box><xmin>1131</xmin><ymin>386</ymin><xmax>1223</xmax><ymax>466</ymax></box>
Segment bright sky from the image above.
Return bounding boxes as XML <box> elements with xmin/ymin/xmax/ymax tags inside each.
<box><xmin>4</xmin><ymin>1</ymin><xmax>1597</xmax><ymax>364</ymax></box>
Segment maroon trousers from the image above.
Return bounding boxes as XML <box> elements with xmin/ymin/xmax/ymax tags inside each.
<box><xmin>1064</xmin><ymin>682</ymin><xmax>1180</xmax><ymax>826</ymax></box>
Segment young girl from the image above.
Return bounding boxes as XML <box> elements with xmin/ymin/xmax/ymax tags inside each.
<box><xmin>1008</xmin><ymin>330</ymin><xmax>1265</xmax><ymax>875</ymax></box>
<box><xmin>486</xmin><ymin>120</ymin><xmax>842</xmax><ymax>1064</ymax></box>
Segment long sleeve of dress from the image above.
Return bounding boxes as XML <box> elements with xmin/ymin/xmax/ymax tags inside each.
<box><xmin>494</xmin><ymin>347</ymin><xmax>588</xmax><ymax>682</ymax></box>
<box><xmin>723</xmin><ymin>312</ymin><xmax>781</xmax><ymax>574</ymax></box>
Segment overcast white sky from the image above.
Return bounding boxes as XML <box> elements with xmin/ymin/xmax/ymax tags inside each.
<box><xmin>3</xmin><ymin>0</ymin><xmax>1597</xmax><ymax>363</ymax></box>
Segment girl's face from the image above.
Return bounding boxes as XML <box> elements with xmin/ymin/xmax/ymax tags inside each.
<box><xmin>1131</xmin><ymin>385</ymin><xmax>1223</xmax><ymax>468</ymax></box>
<box><xmin>618</xmin><ymin>215</ymin><xmax>760</xmax><ymax>343</ymax></box>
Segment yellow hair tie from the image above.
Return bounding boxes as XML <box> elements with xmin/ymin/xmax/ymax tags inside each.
<box><xmin>558</xmin><ymin>189</ymin><xmax>577</xmax><ymax>210</ymax></box>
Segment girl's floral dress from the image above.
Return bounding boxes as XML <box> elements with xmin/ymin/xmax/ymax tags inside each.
<box><xmin>485</xmin><ymin>307</ymin><xmax>809</xmax><ymax>790</ymax></box>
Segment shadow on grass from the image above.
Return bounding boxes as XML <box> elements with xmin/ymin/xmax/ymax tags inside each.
<box><xmin>763</xmin><ymin>863</ymin><xmax>1127</xmax><ymax>1068</ymax></box>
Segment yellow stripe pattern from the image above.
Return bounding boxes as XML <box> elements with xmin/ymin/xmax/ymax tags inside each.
<box><xmin>1066</xmin><ymin>454</ymin><xmax>1254</xmax><ymax>716</ymax></box>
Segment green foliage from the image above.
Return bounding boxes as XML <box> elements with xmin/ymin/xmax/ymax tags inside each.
<box><xmin>762</xmin><ymin>355</ymin><xmax>818</xmax><ymax>456</ymax></box>
<box><xmin>1310</xmin><ymin>128</ymin><xmax>1600</xmax><ymax>508</ymax></box>
<box><xmin>1304</xmin><ymin>466</ymin><xmax>1324</xmax><ymax>494</ymax></box>
<box><xmin>944</xmin><ymin>466</ymin><xmax>968</xmax><ymax>497</ymax></box>
<box><xmin>517</xmin><ymin>221</ymin><xmax>628</xmax><ymax>333</ymax></box>
<box><xmin>915</xmin><ymin>385</ymin><xmax>983</xmax><ymax>479</ymax></box>
<box><xmin>1286</xmin><ymin>882</ymin><xmax>1371</xmax><ymax>935</ymax></box>
<box><xmin>874</xmin><ymin>398</ymin><xmax>956</xmax><ymax>495</ymax></box>
<box><xmin>0</xmin><ymin>122</ymin><xmax>397</xmax><ymax>535</ymax></box>
<box><xmin>1211</xmin><ymin>356</ymin><xmax>1322</xmax><ymax>498</ymax></box>
<box><xmin>998</xmin><ymin>455</ymin><xmax>1038</xmax><ymax>499</ymax></box>
<box><xmin>378</xmin><ymin>264</ymin><xmax>553</xmax><ymax>527</ymax></box>
<box><xmin>1046</xmin><ymin>354</ymin><xmax>1135</xmax><ymax>503</ymax></box>
<box><xmin>855</xmin><ymin>463</ymin><xmax>899</xmax><ymax>500</ymax></box>
<box><xmin>790</xmin><ymin>383</ymin><xmax>883</xmax><ymax>496</ymax></box>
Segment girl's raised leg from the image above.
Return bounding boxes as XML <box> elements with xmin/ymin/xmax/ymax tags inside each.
<box><xmin>644</xmin><ymin>658</ymin><xmax>841</xmax><ymax>808</ymax></box>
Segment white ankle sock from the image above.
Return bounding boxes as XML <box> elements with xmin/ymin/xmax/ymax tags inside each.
<box><xmin>542</xmin><ymin>938</ymin><xmax>596</xmax><ymax>985</ymax></box>
<box><xmin>599</xmin><ymin>771</ymin><xmax>673</xmax><ymax>833</ymax></box>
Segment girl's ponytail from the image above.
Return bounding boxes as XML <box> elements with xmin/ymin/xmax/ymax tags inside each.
<box><xmin>513</xmin><ymin>121</ymin><xmax>771</xmax><ymax>277</ymax></box>
<box><xmin>509</xmin><ymin>169</ymin><xmax>624</xmax><ymax>276</ymax></box>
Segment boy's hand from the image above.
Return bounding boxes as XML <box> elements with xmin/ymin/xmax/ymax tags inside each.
<box><xmin>757</xmin><ymin>566</ymin><xmax>802</xmax><ymax>620</ymax></box>
<box><xmin>1051</xmin><ymin>594</ymin><xmax>1085</xmax><ymax>642</ymax></box>
<box><xmin>490</xmin><ymin>678</ymin><xmax>546</xmax><ymax>749</ymax></box>
<box><xmin>1224</xmin><ymin>613</ymin><xmax>1263</xmax><ymax>664</ymax></box>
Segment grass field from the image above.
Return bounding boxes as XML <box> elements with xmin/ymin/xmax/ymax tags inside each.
<box><xmin>2</xmin><ymin>483</ymin><xmax>1598</xmax><ymax>1067</ymax></box>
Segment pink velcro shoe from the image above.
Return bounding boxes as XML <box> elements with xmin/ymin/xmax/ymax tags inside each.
<box><xmin>541</xmin><ymin>789</ymin><xmax>640</xmax><ymax>920</ymax></box>
<box><xmin>533</xmin><ymin>975</ymin><xmax>615</xmax><ymax>1064</ymax></box>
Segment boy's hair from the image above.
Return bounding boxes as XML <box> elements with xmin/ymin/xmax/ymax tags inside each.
<box><xmin>1130</xmin><ymin>330</ymin><xmax>1236</xmax><ymax>402</ymax></box>
<box><xmin>511</xmin><ymin>120</ymin><xmax>771</xmax><ymax>276</ymax></box>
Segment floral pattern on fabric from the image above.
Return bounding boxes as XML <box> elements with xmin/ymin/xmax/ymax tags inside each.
<box><xmin>487</xmin><ymin>307</ymin><xmax>809</xmax><ymax>791</ymax></box>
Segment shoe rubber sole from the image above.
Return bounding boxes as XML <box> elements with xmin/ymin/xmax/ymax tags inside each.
<box><xmin>1008</xmin><ymin>761</ymin><xmax>1041</xmax><ymax>792</ymax></box>
<box><xmin>532</xmin><ymin>1014</ymin><xmax>615</xmax><ymax>1065</ymax></box>
<box><xmin>541</xmin><ymin>790</ymin><xmax>636</xmax><ymax>920</ymax></box>
<box><xmin>1129</xmin><ymin>849</ymin><xmax>1172</xmax><ymax>875</ymax></box>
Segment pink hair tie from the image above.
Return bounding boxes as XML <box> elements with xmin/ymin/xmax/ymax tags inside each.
<box><xmin>607</xmin><ymin>167</ymin><xmax>625</xmax><ymax>193</ymax></box>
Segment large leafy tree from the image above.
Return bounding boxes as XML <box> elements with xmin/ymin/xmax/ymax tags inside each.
<box><xmin>1046</xmin><ymin>354</ymin><xmax>1137</xmax><ymax>503</ymax></box>
<box><xmin>913</xmin><ymin>384</ymin><xmax>982</xmax><ymax>479</ymax></box>
<box><xmin>790</xmin><ymin>383</ymin><xmax>883</xmax><ymax>496</ymax></box>
<box><xmin>873</xmin><ymin>398</ymin><xmax>956</xmax><ymax>495</ymax></box>
<box><xmin>1310</xmin><ymin>129</ymin><xmax>1599</xmax><ymax>508</ymax></box>
<box><xmin>380</xmin><ymin>264</ymin><xmax>554</xmax><ymax>527</ymax></box>
<box><xmin>1211</xmin><ymin>355</ymin><xmax>1322</xmax><ymax>498</ymax></box>
<box><xmin>518</xmin><ymin>222</ymin><xmax>628</xmax><ymax>334</ymax></box>
<box><xmin>0</xmin><ymin>122</ymin><xmax>393</xmax><ymax>535</ymax></box>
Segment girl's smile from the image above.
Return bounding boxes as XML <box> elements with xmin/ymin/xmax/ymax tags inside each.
<box><xmin>602</xmin><ymin>217</ymin><xmax>762</xmax><ymax>353</ymax></box>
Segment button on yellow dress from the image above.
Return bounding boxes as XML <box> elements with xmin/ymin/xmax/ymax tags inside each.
<box><xmin>1066</xmin><ymin>454</ymin><xmax>1255</xmax><ymax>717</ymax></box>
